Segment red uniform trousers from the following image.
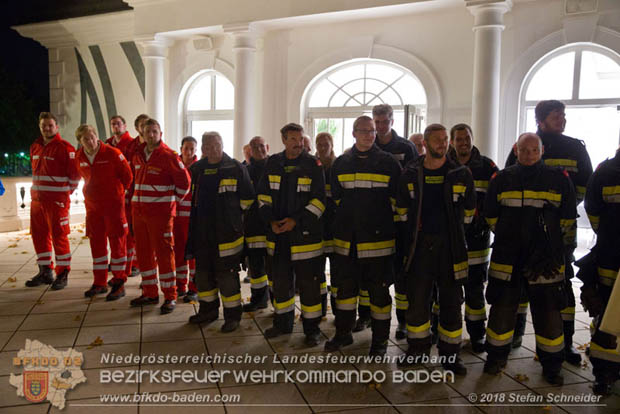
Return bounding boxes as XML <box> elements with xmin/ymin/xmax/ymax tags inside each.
<box><xmin>173</xmin><ymin>216</ymin><xmax>196</xmax><ymax>292</ymax></box>
<box><xmin>125</xmin><ymin>202</ymin><xmax>138</xmax><ymax>274</ymax></box>
<box><xmin>31</xmin><ymin>200</ymin><xmax>71</xmax><ymax>274</ymax></box>
<box><xmin>86</xmin><ymin>209</ymin><xmax>128</xmax><ymax>287</ymax></box>
<box><xmin>133</xmin><ymin>212</ymin><xmax>177</xmax><ymax>300</ymax></box>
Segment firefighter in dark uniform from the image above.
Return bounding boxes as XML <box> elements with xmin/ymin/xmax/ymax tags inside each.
<box><xmin>576</xmin><ymin>146</ymin><xmax>620</xmax><ymax>395</ymax></box>
<box><xmin>242</xmin><ymin>136</ymin><xmax>270</xmax><ymax>312</ymax></box>
<box><xmin>371</xmin><ymin>103</ymin><xmax>417</xmax><ymax>339</ymax></box>
<box><xmin>505</xmin><ymin>100</ymin><xmax>592</xmax><ymax>364</ymax></box>
<box><xmin>448</xmin><ymin>124</ymin><xmax>498</xmax><ymax>353</ymax></box>
<box><xmin>315</xmin><ymin>132</ymin><xmax>338</xmax><ymax>317</ymax></box>
<box><xmin>396</xmin><ymin>123</ymin><xmax>475</xmax><ymax>375</ymax></box>
<box><xmin>185</xmin><ymin>132</ymin><xmax>255</xmax><ymax>333</ymax></box>
<box><xmin>257</xmin><ymin>123</ymin><xmax>326</xmax><ymax>346</ymax></box>
<box><xmin>325</xmin><ymin>115</ymin><xmax>401</xmax><ymax>356</ymax></box>
<box><xmin>486</xmin><ymin>133</ymin><xmax>576</xmax><ymax>385</ymax></box>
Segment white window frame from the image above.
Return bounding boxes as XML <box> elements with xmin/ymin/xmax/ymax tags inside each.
<box><xmin>183</xmin><ymin>70</ymin><xmax>234</xmax><ymax>137</ymax></box>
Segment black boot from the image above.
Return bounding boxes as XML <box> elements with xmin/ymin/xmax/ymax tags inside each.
<box><xmin>51</xmin><ymin>269</ymin><xmax>69</xmax><ymax>290</ymax></box>
<box><xmin>564</xmin><ymin>330</ymin><xmax>582</xmax><ymax>365</ymax></box>
<box><xmin>25</xmin><ymin>265</ymin><xmax>54</xmax><ymax>287</ymax></box>
<box><xmin>369</xmin><ymin>341</ymin><xmax>388</xmax><ymax>357</ymax></box>
<box><xmin>353</xmin><ymin>317</ymin><xmax>370</xmax><ymax>332</ymax></box>
<box><xmin>189</xmin><ymin>301</ymin><xmax>218</xmax><ymax>324</ymax></box>
<box><xmin>395</xmin><ymin>322</ymin><xmax>407</xmax><ymax>340</ymax></box>
<box><xmin>324</xmin><ymin>333</ymin><xmax>353</xmax><ymax>352</ymax></box>
<box><xmin>442</xmin><ymin>356</ymin><xmax>468</xmax><ymax>376</ymax></box>
<box><xmin>483</xmin><ymin>358</ymin><xmax>507</xmax><ymax>375</ymax></box>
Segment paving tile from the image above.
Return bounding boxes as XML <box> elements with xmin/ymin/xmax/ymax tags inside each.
<box><xmin>74</xmin><ymin>342</ymin><xmax>141</xmax><ymax>370</ymax></box>
<box><xmin>0</xmin><ymin>288</ymin><xmax>45</xmax><ymax>303</ymax></box>
<box><xmin>267</xmin><ymin>332</ymin><xmax>327</xmax><ymax>354</ymax></box>
<box><xmin>139</xmin><ymin>388</ymin><xmax>224</xmax><ymax>413</ymax></box>
<box><xmin>397</xmin><ymin>397</ymin><xmax>481</xmax><ymax>413</ymax></box>
<box><xmin>82</xmin><ymin>309</ymin><xmax>141</xmax><ymax>327</ymax></box>
<box><xmin>76</xmin><ymin>325</ymin><xmax>140</xmax><ymax>346</ymax></box>
<box><xmin>376</xmin><ymin>367</ymin><xmax>460</xmax><ymax>403</ymax></box>
<box><xmin>141</xmin><ymin>321</ymin><xmax>203</xmax><ymax>343</ymax></box>
<box><xmin>4</xmin><ymin>328</ymin><xmax>79</xmax><ymax>351</ymax></box>
<box><xmin>535</xmin><ymin>382</ymin><xmax>619</xmax><ymax>414</ymax></box>
<box><xmin>0</xmin><ymin>404</ymin><xmax>51</xmax><ymax>413</ymax></box>
<box><xmin>298</xmin><ymin>381</ymin><xmax>391</xmax><ymax>413</ymax></box>
<box><xmin>0</xmin><ymin>315</ymin><xmax>26</xmax><ymax>332</ymax></box>
<box><xmin>141</xmin><ymin>303</ymin><xmax>197</xmax><ymax>324</ymax></box>
<box><xmin>449</xmin><ymin>366</ymin><xmax>526</xmax><ymax>396</ymax></box>
<box><xmin>51</xmin><ymin>398</ymin><xmax>137</xmax><ymax>414</ymax></box>
<box><xmin>223</xmin><ymin>382</ymin><xmax>310</xmax><ymax>414</ymax></box>
<box><xmin>474</xmin><ymin>389</ymin><xmax>566</xmax><ymax>414</ymax></box>
<box><xmin>31</xmin><ymin>298</ymin><xmax>89</xmax><ymax>314</ymax></box>
<box><xmin>502</xmin><ymin>358</ymin><xmax>589</xmax><ymax>388</ymax></box>
<box><xmin>20</xmin><ymin>312</ymin><xmax>85</xmax><ymax>330</ymax></box>
<box><xmin>201</xmin><ymin>318</ymin><xmax>263</xmax><ymax>338</ymax></box>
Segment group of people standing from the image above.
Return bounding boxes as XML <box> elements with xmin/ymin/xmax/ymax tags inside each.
<box><xmin>23</xmin><ymin>99</ymin><xmax>620</xmax><ymax>392</ymax></box>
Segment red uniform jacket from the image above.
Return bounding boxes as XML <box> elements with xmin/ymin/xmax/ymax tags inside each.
<box><xmin>76</xmin><ymin>142</ymin><xmax>133</xmax><ymax>212</ymax></box>
<box><xmin>176</xmin><ymin>155</ymin><xmax>198</xmax><ymax>218</ymax></box>
<box><xmin>105</xmin><ymin>131</ymin><xmax>134</xmax><ymax>157</ymax></box>
<box><xmin>30</xmin><ymin>134</ymin><xmax>80</xmax><ymax>203</ymax></box>
<box><xmin>131</xmin><ymin>141</ymin><xmax>190</xmax><ymax>217</ymax></box>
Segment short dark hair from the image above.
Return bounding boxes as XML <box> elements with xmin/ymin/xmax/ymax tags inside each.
<box><xmin>372</xmin><ymin>104</ymin><xmax>393</xmax><ymax>119</ymax></box>
<box><xmin>280</xmin><ymin>123</ymin><xmax>304</xmax><ymax>140</ymax></box>
<box><xmin>134</xmin><ymin>113</ymin><xmax>149</xmax><ymax>129</ymax></box>
<box><xmin>353</xmin><ymin>115</ymin><xmax>373</xmax><ymax>131</ymax></box>
<box><xmin>144</xmin><ymin>118</ymin><xmax>161</xmax><ymax>130</ymax></box>
<box><xmin>110</xmin><ymin>115</ymin><xmax>126</xmax><ymax>124</ymax></box>
<box><xmin>535</xmin><ymin>100</ymin><xmax>565</xmax><ymax>124</ymax></box>
<box><xmin>38</xmin><ymin>112</ymin><xmax>58</xmax><ymax>124</ymax></box>
<box><xmin>450</xmin><ymin>123</ymin><xmax>473</xmax><ymax>141</ymax></box>
<box><xmin>181</xmin><ymin>136</ymin><xmax>197</xmax><ymax>147</ymax></box>
<box><xmin>423</xmin><ymin>123</ymin><xmax>447</xmax><ymax>141</ymax></box>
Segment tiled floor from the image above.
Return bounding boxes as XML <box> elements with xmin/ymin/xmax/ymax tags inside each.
<box><xmin>0</xmin><ymin>226</ymin><xmax>618</xmax><ymax>413</ymax></box>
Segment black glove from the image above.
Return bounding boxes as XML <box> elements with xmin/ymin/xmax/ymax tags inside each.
<box><xmin>580</xmin><ymin>283</ymin><xmax>604</xmax><ymax>318</ymax></box>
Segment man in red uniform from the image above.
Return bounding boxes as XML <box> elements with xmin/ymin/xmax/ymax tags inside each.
<box><xmin>26</xmin><ymin>112</ymin><xmax>80</xmax><ymax>290</ymax></box>
<box><xmin>174</xmin><ymin>136</ymin><xmax>198</xmax><ymax>301</ymax></box>
<box><xmin>75</xmin><ymin>125</ymin><xmax>132</xmax><ymax>300</ymax></box>
<box><xmin>105</xmin><ymin>115</ymin><xmax>133</xmax><ymax>155</ymax></box>
<box><xmin>130</xmin><ymin>118</ymin><xmax>190</xmax><ymax>314</ymax></box>
<box><xmin>123</xmin><ymin>113</ymin><xmax>150</xmax><ymax>279</ymax></box>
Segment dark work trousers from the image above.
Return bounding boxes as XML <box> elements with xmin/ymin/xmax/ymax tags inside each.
<box><xmin>394</xmin><ymin>266</ymin><xmax>408</xmax><ymax>327</ymax></box>
<box><xmin>266</xmin><ymin>234</ymin><xmax>322</xmax><ymax>336</ymax></box>
<box><xmin>406</xmin><ymin>233</ymin><xmax>463</xmax><ymax>357</ymax></box>
<box><xmin>194</xmin><ymin>240</ymin><xmax>242</xmax><ymax>323</ymax></box>
<box><xmin>333</xmin><ymin>252</ymin><xmax>393</xmax><ymax>346</ymax></box>
<box><xmin>589</xmin><ymin>284</ymin><xmax>620</xmax><ymax>384</ymax></box>
<box><xmin>486</xmin><ymin>272</ymin><xmax>565</xmax><ymax>375</ymax></box>
<box><xmin>464</xmin><ymin>262</ymin><xmax>488</xmax><ymax>341</ymax></box>
<box><xmin>247</xmin><ymin>248</ymin><xmax>269</xmax><ymax>306</ymax></box>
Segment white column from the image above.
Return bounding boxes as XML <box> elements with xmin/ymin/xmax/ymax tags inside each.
<box><xmin>467</xmin><ymin>0</ymin><xmax>512</xmax><ymax>162</ymax></box>
<box><xmin>226</xmin><ymin>25</ymin><xmax>258</xmax><ymax>160</ymax></box>
<box><xmin>139</xmin><ymin>37</ymin><xmax>172</xmax><ymax>132</ymax></box>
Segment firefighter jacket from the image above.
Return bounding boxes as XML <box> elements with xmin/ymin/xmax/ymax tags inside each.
<box><xmin>321</xmin><ymin>162</ymin><xmax>337</xmax><ymax>254</ymax></box>
<box><xmin>584</xmin><ymin>150</ymin><xmax>620</xmax><ymax>287</ymax></box>
<box><xmin>76</xmin><ymin>142</ymin><xmax>132</xmax><ymax>212</ymax></box>
<box><xmin>448</xmin><ymin>146</ymin><xmax>499</xmax><ymax>265</ymax></box>
<box><xmin>186</xmin><ymin>153</ymin><xmax>255</xmax><ymax>260</ymax></box>
<box><xmin>257</xmin><ymin>150</ymin><xmax>326</xmax><ymax>261</ymax></box>
<box><xmin>506</xmin><ymin>129</ymin><xmax>592</xmax><ymax>204</ymax></box>
<box><xmin>331</xmin><ymin>144</ymin><xmax>401</xmax><ymax>260</ymax></box>
<box><xmin>105</xmin><ymin>131</ymin><xmax>133</xmax><ymax>156</ymax></box>
<box><xmin>244</xmin><ymin>157</ymin><xmax>268</xmax><ymax>249</ymax></box>
<box><xmin>176</xmin><ymin>155</ymin><xmax>198</xmax><ymax>218</ymax></box>
<box><xmin>30</xmin><ymin>133</ymin><xmax>80</xmax><ymax>204</ymax></box>
<box><xmin>376</xmin><ymin>129</ymin><xmax>418</xmax><ymax>168</ymax></box>
<box><xmin>485</xmin><ymin>161</ymin><xmax>577</xmax><ymax>284</ymax></box>
<box><xmin>131</xmin><ymin>141</ymin><xmax>190</xmax><ymax>217</ymax></box>
<box><xmin>396</xmin><ymin>156</ymin><xmax>475</xmax><ymax>281</ymax></box>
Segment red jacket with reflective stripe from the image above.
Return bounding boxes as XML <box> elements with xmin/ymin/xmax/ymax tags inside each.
<box><xmin>176</xmin><ymin>155</ymin><xmax>197</xmax><ymax>218</ymax></box>
<box><xmin>131</xmin><ymin>141</ymin><xmax>190</xmax><ymax>217</ymax></box>
<box><xmin>30</xmin><ymin>134</ymin><xmax>80</xmax><ymax>203</ymax></box>
<box><xmin>105</xmin><ymin>131</ymin><xmax>134</xmax><ymax>157</ymax></box>
<box><xmin>76</xmin><ymin>142</ymin><xmax>133</xmax><ymax>212</ymax></box>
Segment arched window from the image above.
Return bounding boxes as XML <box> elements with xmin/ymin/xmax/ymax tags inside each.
<box><xmin>304</xmin><ymin>59</ymin><xmax>427</xmax><ymax>155</ymax></box>
<box><xmin>520</xmin><ymin>45</ymin><xmax>620</xmax><ymax>169</ymax></box>
<box><xmin>183</xmin><ymin>71</ymin><xmax>235</xmax><ymax>155</ymax></box>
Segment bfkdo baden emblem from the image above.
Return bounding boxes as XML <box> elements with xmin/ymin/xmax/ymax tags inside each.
<box><xmin>23</xmin><ymin>371</ymin><xmax>49</xmax><ymax>403</ymax></box>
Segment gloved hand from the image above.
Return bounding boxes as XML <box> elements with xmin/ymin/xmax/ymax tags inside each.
<box><xmin>580</xmin><ymin>283</ymin><xmax>604</xmax><ymax>318</ymax></box>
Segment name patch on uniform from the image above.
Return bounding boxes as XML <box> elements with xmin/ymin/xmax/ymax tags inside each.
<box><xmin>425</xmin><ymin>176</ymin><xmax>444</xmax><ymax>184</ymax></box>
<box><xmin>119</xmin><ymin>154</ymin><xmax>125</xmax><ymax>161</ymax></box>
<box><xmin>44</xmin><ymin>156</ymin><xmax>54</xmax><ymax>161</ymax></box>
<box><xmin>79</xmin><ymin>162</ymin><xmax>89</xmax><ymax>167</ymax></box>
<box><xmin>32</xmin><ymin>155</ymin><xmax>39</xmax><ymax>160</ymax></box>
<box><xmin>204</xmin><ymin>168</ymin><xmax>218</xmax><ymax>175</ymax></box>
<box><xmin>147</xmin><ymin>166</ymin><xmax>161</xmax><ymax>175</ymax></box>
<box><xmin>284</xmin><ymin>166</ymin><xmax>297</xmax><ymax>173</ymax></box>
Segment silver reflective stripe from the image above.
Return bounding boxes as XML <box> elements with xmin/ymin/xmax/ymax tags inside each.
<box><xmin>269</xmin><ymin>182</ymin><xmax>280</xmax><ymax>190</ymax></box>
<box><xmin>110</xmin><ymin>257</ymin><xmax>127</xmax><ymax>263</ymax></box>
<box><xmin>218</xmin><ymin>185</ymin><xmax>237</xmax><ymax>193</ymax></box>
<box><xmin>110</xmin><ymin>265</ymin><xmax>125</xmax><ymax>271</ymax></box>
<box><xmin>56</xmin><ymin>253</ymin><xmax>71</xmax><ymax>260</ymax></box>
<box><xmin>132</xmin><ymin>195</ymin><xmax>176</xmax><ymax>203</ymax></box>
<box><xmin>603</xmin><ymin>194</ymin><xmax>620</xmax><ymax>203</ymax></box>
<box><xmin>33</xmin><ymin>175</ymin><xmax>69</xmax><ymax>182</ymax></box>
<box><xmin>142</xmin><ymin>269</ymin><xmax>157</xmax><ymax>277</ymax></box>
<box><xmin>32</xmin><ymin>185</ymin><xmax>70</xmax><ymax>192</ymax></box>
<box><xmin>305</xmin><ymin>204</ymin><xmax>323</xmax><ymax>218</ymax></box>
<box><xmin>334</xmin><ymin>246</ymin><xmax>350</xmax><ymax>256</ymax></box>
<box><xmin>468</xmin><ymin>256</ymin><xmax>489</xmax><ymax>265</ymax></box>
<box><xmin>178</xmin><ymin>211</ymin><xmax>191</xmax><ymax>217</ymax></box>
<box><xmin>134</xmin><ymin>184</ymin><xmax>175</xmax><ymax>192</ymax></box>
<box><xmin>297</xmin><ymin>184</ymin><xmax>311</xmax><ymax>192</ymax></box>
<box><xmin>93</xmin><ymin>255</ymin><xmax>107</xmax><ymax>263</ymax></box>
<box><xmin>500</xmin><ymin>199</ymin><xmax>522</xmax><ymax>207</ymax></box>
<box><xmin>291</xmin><ymin>249</ymin><xmax>323</xmax><ymax>261</ymax></box>
<box><xmin>37</xmin><ymin>252</ymin><xmax>52</xmax><ymax>258</ymax></box>
<box><xmin>357</xmin><ymin>247</ymin><xmax>395</xmax><ymax>258</ymax></box>
<box><xmin>160</xmin><ymin>280</ymin><xmax>175</xmax><ymax>288</ymax></box>
<box><xmin>179</xmin><ymin>200</ymin><xmax>192</xmax><ymax>206</ymax></box>
<box><xmin>93</xmin><ymin>264</ymin><xmax>108</xmax><ymax>270</ymax></box>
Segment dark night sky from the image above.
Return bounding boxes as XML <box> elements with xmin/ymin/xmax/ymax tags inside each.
<box><xmin>0</xmin><ymin>1</ymin><xmax>130</xmax><ymax>152</ymax></box>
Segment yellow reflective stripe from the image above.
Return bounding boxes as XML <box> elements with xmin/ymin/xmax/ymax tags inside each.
<box><xmin>219</xmin><ymin>236</ymin><xmax>244</xmax><ymax>251</ymax></box>
<box><xmin>251</xmin><ymin>274</ymin><xmax>269</xmax><ymax>284</ymax></box>
<box><xmin>407</xmin><ymin>321</ymin><xmax>430</xmax><ymax>333</ymax></box>
<box><xmin>291</xmin><ymin>242</ymin><xmax>323</xmax><ymax>253</ymax></box>
<box><xmin>334</xmin><ymin>199</ymin><xmax>341</xmax><ymax>205</ymax></box>
<box><xmin>298</xmin><ymin>177</ymin><xmax>312</xmax><ymax>185</ymax></box>
<box><xmin>338</xmin><ymin>173</ymin><xmax>389</xmax><ymax>183</ymax></box>
<box><xmin>274</xmin><ymin>297</ymin><xmax>295</xmax><ymax>309</ymax></box>
<box><xmin>590</xmin><ymin>342</ymin><xmax>620</xmax><ymax>355</ymax></box>
<box><xmin>338</xmin><ymin>173</ymin><xmax>355</xmax><ymax>182</ymax></box>
<box><xmin>240</xmin><ymin>199</ymin><xmax>254</xmax><ymax>207</ymax></box>
<box><xmin>598</xmin><ymin>267</ymin><xmax>618</xmax><ymax>279</ymax></box>
<box><xmin>453</xmin><ymin>185</ymin><xmax>466</xmax><ymax>194</ymax></box>
<box><xmin>325</xmin><ymin>184</ymin><xmax>331</xmax><ymax>191</ymax></box>
<box><xmin>438</xmin><ymin>325</ymin><xmax>462</xmax><ymax>338</ymax></box>
<box><xmin>219</xmin><ymin>178</ymin><xmax>237</xmax><ymax>186</ymax></box>
<box><xmin>497</xmin><ymin>191</ymin><xmax>522</xmax><ymax>201</ymax></box>
<box><xmin>535</xmin><ymin>334</ymin><xmax>564</xmax><ymax>347</ymax></box>
<box><xmin>246</xmin><ymin>235</ymin><xmax>266</xmax><ymax>243</ymax></box>
<box><xmin>266</xmin><ymin>241</ymin><xmax>275</xmax><ymax>249</ymax></box>
<box><xmin>357</xmin><ymin>239</ymin><xmax>395</xmax><ymax>251</ymax></box>
<box><xmin>390</xmin><ymin>197</ymin><xmax>396</xmax><ymax>206</ymax></box>
<box><xmin>588</xmin><ymin>214</ymin><xmax>600</xmax><ymax>224</ymax></box>
<box><xmin>394</xmin><ymin>293</ymin><xmax>408</xmax><ymax>300</ymax></box>
<box><xmin>407</xmin><ymin>183</ymin><xmax>414</xmax><ymax>191</ymax></box>
<box><xmin>487</xmin><ymin>328</ymin><xmax>513</xmax><ymax>341</ymax></box>
<box><xmin>396</xmin><ymin>207</ymin><xmax>408</xmax><ymax>215</ymax></box>
<box><xmin>464</xmin><ymin>209</ymin><xmax>475</xmax><ymax>217</ymax></box>
<box><xmin>258</xmin><ymin>194</ymin><xmax>272</xmax><ymax>203</ymax></box>
<box><xmin>575</xmin><ymin>185</ymin><xmax>586</xmax><ymax>195</ymax></box>
<box><xmin>198</xmin><ymin>288</ymin><xmax>219</xmax><ymax>298</ymax></box>
<box><xmin>453</xmin><ymin>261</ymin><xmax>468</xmax><ymax>272</ymax></box>
<box><xmin>268</xmin><ymin>175</ymin><xmax>281</xmax><ymax>183</ymax></box>
<box><xmin>560</xmin><ymin>307</ymin><xmax>575</xmax><ymax>314</ymax></box>
<box><xmin>309</xmin><ymin>198</ymin><xmax>325</xmax><ymax>212</ymax></box>
<box><xmin>465</xmin><ymin>305</ymin><xmax>486</xmax><ymax>315</ymax></box>
<box><xmin>523</xmin><ymin>190</ymin><xmax>561</xmax><ymax>202</ymax></box>
<box><xmin>468</xmin><ymin>248</ymin><xmax>491</xmax><ymax>259</ymax></box>
<box><xmin>425</xmin><ymin>176</ymin><xmax>444</xmax><ymax>184</ymax></box>
<box><xmin>544</xmin><ymin>158</ymin><xmax>577</xmax><ymax>167</ymax></box>
<box><xmin>336</xmin><ymin>297</ymin><xmax>357</xmax><ymax>305</ymax></box>
<box><xmin>486</xmin><ymin>217</ymin><xmax>498</xmax><ymax>226</ymax></box>
<box><xmin>490</xmin><ymin>262</ymin><xmax>513</xmax><ymax>273</ymax></box>
<box><xmin>221</xmin><ymin>293</ymin><xmax>241</xmax><ymax>302</ymax></box>
<box><xmin>301</xmin><ymin>303</ymin><xmax>322</xmax><ymax>313</ymax></box>
<box><xmin>370</xmin><ymin>304</ymin><xmax>391</xmax><ymax>314</ymax></box>
<box><xmin>560</xmin><ymin>218</ymin><xmax>575</xmax><ymax>227</ymax></box>
<box><xmin>474</xmin><ymin>180</ymin><xmax>489</xmax><ymax>189</ymax></box>
<box><xmin>602</xmin><ymin>185</ymin><xmax>620</xmax><ymax>195</ymax></box>
<box><xmin>334</xmin><ymin>239</ymin><xmax>351</xmax><ymax>248</ymax></box>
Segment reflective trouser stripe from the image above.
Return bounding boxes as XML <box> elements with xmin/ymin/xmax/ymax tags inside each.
<box><xmin>535</xmin><ymin>334</ymin><xmax>564</xmax><ymax>353</ymax></box>
<box><xmin>335</xmin><ymin>297</ymin><xmax>357</xmax><ymax>311</ymax></box>
<box><xmin>358</xmin><ymin>289</ymin><xmax>370</xmax><ymax>306</ymax></box>
<box><xmin>301</xmin><ymin>303</ymin><xmax>322</xmax><ymax>319</ymax></box>
<box><xmin>394</xmin><ymin>293</ymin><xmax>408</xmax><ymax>310</ymax></box>
<box><xmin>590</xmin><ymin>342</ymin><xmax>620</xmax><ymax>363</ymax></box>
<box><xmin>250</xmin><ymin>274</ymin><xmax>269</xmax><ymax>289</ymax></box>
<box><xmin>159</xmin><ymin>272</ymin><xmax>175</xmax><ymax>288</ymax></box>
<box><xmin>370</xmin><ymin>304</ymin><xmax>391</xmax><ymax>320</ymax></box>
<box><xmin>221</xmin><ymin>293</ymin><xmax>241</xmax><ymax>308</ymax></box>
<box><xmin>560</xmin><ymin>307</ymin><xmax>575</xmax><ymax>321</ymax></box>
<box><xmin>517</xmin><ymin>302</ymin><xmax>529</xmax><ymax>314</ymax></box>
<box><xmin>198</xmin><ymin>288</ymin><xmax>219</xmax><ymax>302</ymax></box>
<box><xmin>486</xmin><ymin>328</ymin><xmax>513</xmax><ymax>347</ymax></box>
<box><xmin>330</xmin><ymin>286</ymin><xmax>338</xmax><ymax>298</ymax></box>
<box><xmin>465</xmin><ymin>305</ymin><xmax>487</xmax><ymax>321</ymax></box>
<box><xmin>407</xmin><ymin>321</ymin><xmax>431</xmax><ymax>339</ymax></box>
<box><xmin>432</xmin><ymin>302</ymin><xmax>440</xmax><ymax>315</ymax></box>
<box><xmin>274</xmin><ymin>297</ymin><xmax>295</xmax><ymax>314</ymax></box>
<box><xmin>320</xmin><ymin>282</ymin><xmax>327</xmax><ymax>295</ymax></box>
<box><xmin>438</xmin><ymin>325</ymin><xmax>462</xmax><ymax>344</ymax></box>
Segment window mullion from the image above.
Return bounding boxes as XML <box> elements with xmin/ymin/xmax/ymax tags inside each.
<box><xmin>572</xmin><ymin>50</ymin><xmax>582</xmax><ymax>101</ymax></box>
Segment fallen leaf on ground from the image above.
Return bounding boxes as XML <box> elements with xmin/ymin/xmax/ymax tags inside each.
<box><xmin>189</xmin><ymin>300</ymin><xmax>198</xmax><ymax>305</ymax></box>
<box><xmin>77</xmin><ymin>229</ymin><xmax>84</xmax><ymax>233</ymax></box>
<box><xmin>7</xmin><ymin>244</ymin><xmax>17</xmax><ymax>248</ymax></box>
<box><xmin>247</xmin><ymin>312</ymin><xmax>255</xmax><ymax>318</ymax></box>
<box><xmin>576</xmin><ymin>343</ymin><xmax>588</xmax><ymax>350</ymax></box>
<box><xmin>515</xmin><ymin>374</ymin><xmax>529</xmax><ymax>381</ymax></box>
<box><xmin>87</xmin><ymin>336</ymin><xmax>104</xmax><ymax>349</ymax></box>
<box><xmin>533</xmin><ymin>354</ymin><xmax>539</xmax><ymax>361</ymax></box>
<box><xmin>7</xmin><ymin>277</ymin><xmax>17</xmax><ymax>282</ymax></box>
<box><xmin>36</xmin><ymin>300</ymin><xmax>44</xmax><ymax>305</ymax></box>
<box><xmin>581</xmin><ymin>360</ymin><xmax>589</xmax><ymax>369</ymax></box>
<box><xmin>542</xmin><ymin>405</ymin><xmax>551</xmax><ymax>411</ymax></box>
<box><xmin>74</xmin><ymin>315</ymin><xmax>81</xmax><ymax>321</ymax></box>
<box><xmin>82</xmin><ymin>236</ymin><xmax>88</xmax><ymax>240</ymax></box>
